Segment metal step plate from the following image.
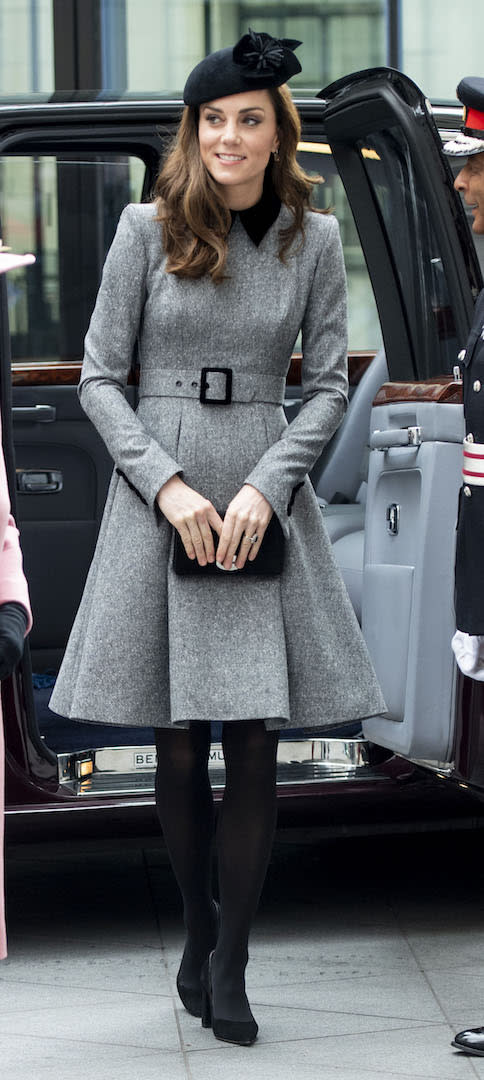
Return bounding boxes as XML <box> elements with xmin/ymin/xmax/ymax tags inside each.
<box><xmin>57</xmin><ymin>737</ymin><xmax>386</xmax><ymax>797</ymax></box>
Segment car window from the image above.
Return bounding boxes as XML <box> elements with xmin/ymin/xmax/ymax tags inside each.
<box><xmin>353</xmin><ymin>126</ymin><xmax>460</xmax><ymax>378</ymax></box>
<box><xmin>0</xmin><ymin>153</ymin><xmax>146</xmax><ymax>363</ymax></box>
<box><xmin>298</xmin><ymin>141</ymin><xmax>382</xmax><ymax>352</ymax></box>
<box><xmin>0</xmin><ymin>144</ymin><xmax>382</xmax><ymax>366</ymax></box>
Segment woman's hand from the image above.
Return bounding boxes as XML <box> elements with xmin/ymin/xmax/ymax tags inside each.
<box><xmin>156</xmin><ymin>476</ymin><xmax>223</xmax><ymax>566</ymax></box>
<box><xmin>216</xmin><ymin>485</ymin><xmax>273</xmax><ymax>571</ymax></box>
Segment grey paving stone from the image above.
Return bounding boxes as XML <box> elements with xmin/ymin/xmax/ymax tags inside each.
<box><xmin>0</xmin><ymin>992</ymin><xmax>181</xmax><ymax>1051</ymax></box>
<box><xmin>423</xmin><ymin>968</ymin><xmax>484</xmax><ymax>1024</ymax></box>
<box><xmin>0</xmin><ymin>978</ymin><xmax>169</xmax><ymax>1015</ymax></box>
<box><xmin>162</xmin><ymin>925</ymin><xmax>416</xmax><ymax>975</ymax></box>
<box><xmin>403</xmin><ymin>930</ymin><xmax>484</xmax><ymax>977</ymax></box>
<box><xmin>5</xmin><ymin>832</ymin><xmax>484</xmax><ymax>1080</ymax></box>
<box><xmin>246</xmin><ymin>934</ymin><xmax>418</xmax><ymax>987</ymax></box>
<box><xmin>176</xmin><ymin>1000</ymin><xmax>437</xmax><ymax>1053</ymax></box>
<box><xmin>185</xmin><ymin>1027</ymin><xmax>478</xmax><ymax>1080</ymax></box>
<box><xmin>164</xmin><ymin>956</ymin><xmax>436</xmax><ymax>1025</ymax></box>
<box><xmin>0</xmin><ymin>1035</ymin><xmax>187</xmax><ymax>1080</ymax></box>
<box><xmin>294</xmin><ymin>1022</ymin><xmax>479</xmax><ymax>1078</ymax></box>
<box><xmin>246</xmin><ymin>971</ymin><xmax>444</xmax><ymax>1023</ymax></box>
<box><xmin>247</xmin><ymin>955</ymin><xmax>418</xmax><ymax>991</ymax></box>
<box><xmin>0</xmin><ymin>948</ymin><xmax>172</xmax><ymax>996</ymax></box>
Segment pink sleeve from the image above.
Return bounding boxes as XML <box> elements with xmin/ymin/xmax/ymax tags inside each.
<box><xmin>0</xmin><ymin>515</ymin><xmax>33</xmax><ymax>634</ymax></box>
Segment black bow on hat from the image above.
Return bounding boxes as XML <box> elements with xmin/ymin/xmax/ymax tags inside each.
<box><xmin>183</xmin><ymin>28</ymin><xmax>302</xmax><ymax>107</ymax></box>
<box><xmin>233</xmin><ymin>29</ymin><xmax>301</xmax><ymax>79</ymax></box>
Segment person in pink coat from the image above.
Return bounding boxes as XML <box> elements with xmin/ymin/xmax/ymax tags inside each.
<box><xmin>0</xmin><ymin>244</ymin><xmax>33</xmax><ymax>959</ymax></box>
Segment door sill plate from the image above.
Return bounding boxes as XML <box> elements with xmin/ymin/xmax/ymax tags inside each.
<box><xmin>57</xmin><ymin>736</ymin><xmax>386</xmax><ymax>797</ymax></box>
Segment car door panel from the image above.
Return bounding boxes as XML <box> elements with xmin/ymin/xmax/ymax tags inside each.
<box><xmin>12</xmin><ymin>382</ymin><xmax>137</xmax><ymax>668</ymax></box>
<box><xmin>0</xmin><ymin>140</ymin><xmax>148</xmax><ymax>676</ymax></box>
<box><xmin>363</xmin><ymin>390</ymin><xmax>464</xmax><ymax>758</ymax></box>
<box><xmin>320</xmin><ymin>68</ymin><xmax>483</xmax><ymax>774</ymax></box>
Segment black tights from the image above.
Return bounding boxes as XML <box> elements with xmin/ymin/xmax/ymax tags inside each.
<box><xmin>155</xmin><ymin>720</ymin><xmax>279</xmax><ymax>1021</ymax></box>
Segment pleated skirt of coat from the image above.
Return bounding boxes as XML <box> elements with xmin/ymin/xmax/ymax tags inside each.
<box><xmin>50</xmin><ymin>394</ymin><xmax>386</xmax><ymax>731</ymax></box>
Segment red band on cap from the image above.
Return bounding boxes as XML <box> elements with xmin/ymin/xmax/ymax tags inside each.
<box><xmin>465</xmin><ymin>106</ymin><xmax>484</xmax><ymax>133</ymax></box>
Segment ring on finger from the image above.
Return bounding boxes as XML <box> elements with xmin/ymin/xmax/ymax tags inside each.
<box><xmin>244</xmin><ymin>533</ymin><xmax>259</xmax><ymax>545</ymax></box>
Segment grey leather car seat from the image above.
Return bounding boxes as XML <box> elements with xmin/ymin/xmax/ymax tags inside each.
<box><xmin>317</xmin><ymin>349</ymin><xmax>389</xmax><ymax>621</ymax></box>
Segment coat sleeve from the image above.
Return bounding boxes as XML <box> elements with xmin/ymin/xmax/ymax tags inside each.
<box><xmin>78</xmin><ymin>204</ymin><xmax>182</xmax><ymax>510</ymax></box>
<box><xmin>0</xmin><ymin>516</ymin><xmax>32</xmax><ymax>633</ymax></box>
<box><xmin>244</xmin><ymin>214</ymin><xmax>348</xmax><ymax>536</ymax></box>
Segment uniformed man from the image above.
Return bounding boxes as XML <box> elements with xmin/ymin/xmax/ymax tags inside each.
<box><xmin>445</xmin><ymin>79</ymin><xmax>484</xmax><ymax>678</ymax></box>
<box><xmin>444</xmin><ymin>78</ymin><xmax>484</xmax><ymax>1056</ymax></box>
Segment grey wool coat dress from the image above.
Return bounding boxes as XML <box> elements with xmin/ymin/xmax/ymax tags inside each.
<box><xmin>50</xmin><ymin>199</ymin><xmax>386</xmax><ymax>731</ymax></box>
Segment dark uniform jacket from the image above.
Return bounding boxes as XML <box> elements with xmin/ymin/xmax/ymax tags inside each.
<box><xmin>455</xmin><ymin>288</ymin><xmax>484</xmax><ymax>633</ymax></box>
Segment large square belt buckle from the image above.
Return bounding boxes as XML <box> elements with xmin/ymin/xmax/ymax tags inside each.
<box><xmin>200</xmin><ymin>367</ymin><xmax>232</xmax><ymax>405</ymax></box>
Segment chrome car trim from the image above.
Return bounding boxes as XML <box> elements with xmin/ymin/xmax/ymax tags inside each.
<box><xmin>411</xmin><ymin>759</ymin><xmax>455</xmax><ymax>777</ymax></box>
<box><xmin>5</xmin><ymin>798</ymin><xmax>157</xmax><ymax>815</ymax></box>
<box><xmin>56</xmin><ymin>736</ymin><xmax>386</xmax><ymax>798</ymax></box>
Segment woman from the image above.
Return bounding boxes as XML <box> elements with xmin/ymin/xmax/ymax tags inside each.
<box><xmin>50</xmin><ymin>30</ymin><xmax>385</xmax><ymax>1044</ymax></box>
<box><xmin>0</xmin><ymin>243</ymin><xmax>34</xmax><ymax>960</ymax></box>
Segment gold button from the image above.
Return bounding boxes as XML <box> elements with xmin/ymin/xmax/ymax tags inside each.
<box><xmin>464</xmin><ymin>486</ymin><xmax>472</xmax><ymax>497</ymax></box>
<box><xmin>474</xmin><ymin>380</ymin><xmax>482</xmax><ymax>392</ymax></box>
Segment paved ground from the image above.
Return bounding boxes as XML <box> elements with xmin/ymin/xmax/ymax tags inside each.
<box><xmin>1</xmin><ymin>826</ymin><xmax>484</xmax><ymax>1080</ymax></box>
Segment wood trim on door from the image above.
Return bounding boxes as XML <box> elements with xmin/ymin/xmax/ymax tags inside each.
<box><xmin>11</xmin><ymin>351</ymin><xmax>378</xmax><ymax>388</ymax></box>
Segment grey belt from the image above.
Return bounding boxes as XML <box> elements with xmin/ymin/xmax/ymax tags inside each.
<box><xmin>138</xmin><ymin>366</ymin><xmax>286</xmax><ymax>406</ymax></box>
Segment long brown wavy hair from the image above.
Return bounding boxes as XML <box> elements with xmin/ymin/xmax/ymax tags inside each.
<box><xmin>153</xmin><ymin>84</ymin><xmax>324</xmax><ymax>283</ymax></box>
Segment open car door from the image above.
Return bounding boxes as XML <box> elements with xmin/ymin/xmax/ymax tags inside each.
<box><xmin>320</xmin><ymin>67</ymin><xmax>484</xmax><ymax>769</ymax></box>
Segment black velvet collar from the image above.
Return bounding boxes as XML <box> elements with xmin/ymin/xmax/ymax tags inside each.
<box><xmin>230</xmin><ymin>174</ymin><xmax>281</xmax><ymax>247</ymax></box>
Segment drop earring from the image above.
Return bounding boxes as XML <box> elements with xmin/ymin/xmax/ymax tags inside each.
<box><xmin>273</xmin><ymin>148</ymin><xmax>280</xmax><ymax>162</ymax></box>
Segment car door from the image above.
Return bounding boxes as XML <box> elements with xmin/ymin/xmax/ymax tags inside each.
<box><xmin>0</xmin><ymin>106</ymin><xmax>171</xmax><ymax>796</ymax></box>
<box><xmin>320</xmin><ymin>67</ymin><xmax>484</xmax><ymax>776</ymax></box>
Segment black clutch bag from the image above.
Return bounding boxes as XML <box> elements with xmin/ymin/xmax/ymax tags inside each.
<box><xmin>173</xmin><ymin>512</ymin><xmax>285</xmax><ymax>576</ymax></box>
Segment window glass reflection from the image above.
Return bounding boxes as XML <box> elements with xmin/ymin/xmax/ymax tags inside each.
<box><xmin>298</xmin><ymin>142</ymin><xmax>382</xmax><ymax>351</ymax></box>
<box><xmin>359</xmin><ymin>127</ymin><xmax>459</xmax><ymax>377</ymax></box>
<box><xmin>0</xmin><ymin>0</ymin><xmax>53</xmax><ymax>94</ymax></box>
<box><xmin>123</xmin><ymin>0</ymin><xmax>385</xmax><ymax>95</ymax></box>
<box><xmin>0</xmin><ymin>155</ymin><xmax>145</xmax><ymax>362</ymax></box>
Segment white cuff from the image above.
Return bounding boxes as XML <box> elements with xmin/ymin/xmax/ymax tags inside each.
<box><xmin>451</xmin><ymin>630</ymin><xmax>484</xmax><ymax>680</ymax></box>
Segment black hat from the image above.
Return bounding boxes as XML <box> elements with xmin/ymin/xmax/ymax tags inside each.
<box><xmin>183</xmin><ymin>28</ymin><xmax>302</xmax><ymax>107</ymax></box>
<box><xmin>443</xmin><ymin>76</ymin><xmax>484</xmax><ymax>156</ymax></box>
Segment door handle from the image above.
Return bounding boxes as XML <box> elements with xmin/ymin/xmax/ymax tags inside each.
<box><xmin>12</xmin><ymin>404</ymin><xmax>56</xmax><ymax>423</ymax></box>
<box><xmin>16</xmin><ymin>469</ymin><xmax>63</xmax><ymax>494</ymax></box>
<box><xmin>369</xmin><ymin>426</ymin><xmax>422</xmax><ymax>450</ymax></box>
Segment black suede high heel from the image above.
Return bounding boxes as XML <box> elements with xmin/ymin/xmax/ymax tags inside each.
<box><xmin>176</xmin><ymin>901</ymin><xmax>220</xmax><ymax>1017</ymax></box>
<box><xmin>201</xmin><ymin>951</ymin><xmax>258</xmax><ymax>1047</ymax></box>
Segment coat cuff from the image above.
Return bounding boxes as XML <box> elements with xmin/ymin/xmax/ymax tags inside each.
<box><xmin>125</xmin><ymin>445</ymin><xmax>183</xmax><ymax>512</ymax></box>
<box><xmin>243</xmin><ymin>475</ymin><xmax>297</xmax><ymax>539</ymax></box>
